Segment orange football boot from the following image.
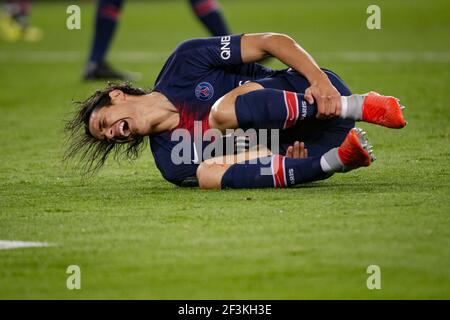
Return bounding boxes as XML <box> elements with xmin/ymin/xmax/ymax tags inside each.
<box><xmin>362</xmin><ymin>92</ymin><xmax>407</xmax><ymax>129</ymax></box>
<box><xmin>338</xmin><ymin>128</ymin><xmax>375</xmax><ymax>171</ymax></box>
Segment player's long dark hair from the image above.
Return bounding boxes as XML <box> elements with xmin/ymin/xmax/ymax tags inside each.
<box><xmin>64</xmin><ymin>82</ymin><xmax>149</xmax><ymax>175</ymax></box>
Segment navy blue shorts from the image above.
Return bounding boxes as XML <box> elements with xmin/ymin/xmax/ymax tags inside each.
<box><xmin>254</xmin><ymin>68</ymin><xmax>355</xmax><ymax>156</ymax></box>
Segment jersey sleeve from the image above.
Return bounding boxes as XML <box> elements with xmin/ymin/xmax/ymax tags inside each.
<box><xmin>173</xmin><ymin>34</ymin><xmax>244</xmax><ymax>70</ymax></box>
<box><xmin>149</xmin><ymin>135</ymin><xmax>198</xmax><ymax>187</ymax></box>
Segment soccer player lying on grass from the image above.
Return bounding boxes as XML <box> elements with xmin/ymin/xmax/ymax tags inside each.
<box><xmin>65</xmin><ymin>33</ymin><xmax>406</xmax><ymax>189</ymax></box>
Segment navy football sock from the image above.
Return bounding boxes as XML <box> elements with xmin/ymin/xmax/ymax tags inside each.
<box><xmin>235</xmin><ymin>89</ymin><xmax>317</xmax><ymax>130</ymax></box>
<box><xmin>221</xmin><ymin>155</ymin><xmax>329</xmax><ymax>189</ymax></box>
<box><xmin>5</xmin><ymin>0</ymin><xmax>30</xmax><ymax>28</ymax></box>
<box><xmin>189</xmin><ymin>0</ymin><xmax>230</xmax><ymax>36</ymax></box>
<box><xmin>88</xmin><ymin>0</ymin><xmax>123</xmax><ymax>65</ymax></box>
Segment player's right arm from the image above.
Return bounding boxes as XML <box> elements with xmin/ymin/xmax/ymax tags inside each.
<box><xmin>240</xmin><ymin>33</ymin><xmax>341</xmax><ymax>118</ymax></box>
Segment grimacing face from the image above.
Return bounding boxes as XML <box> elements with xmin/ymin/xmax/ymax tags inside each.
<box><xmin>88</xmin><ymin>90</ymin><xmax>144</xmax><ymax>144</ymax></box>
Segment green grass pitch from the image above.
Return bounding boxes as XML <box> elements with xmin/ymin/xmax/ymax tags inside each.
<box><xmin>0</xmin><ymin>0</ymin><xmax>449</xmax><ymax>299</ymax></box>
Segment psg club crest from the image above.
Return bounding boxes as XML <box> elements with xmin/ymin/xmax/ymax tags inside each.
<box><xmin>195</xmin><ymin>82</ymin><xmax>214</xmax><ymax>101</ymax></box>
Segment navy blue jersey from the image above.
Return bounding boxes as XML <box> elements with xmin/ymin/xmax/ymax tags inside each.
<box><xmin>150</xmin><ymin>35</ymin><xmax>276</xmax><ymax>185</ymax></box>
<box><xmin>149</xmin><ymin>35</ymin><xmax>353</xmax><ymax>186</ymax></box>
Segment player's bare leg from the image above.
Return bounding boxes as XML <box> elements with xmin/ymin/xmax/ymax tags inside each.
<box><xmin>197</xmin><ymin>142</ymin><xmax>311</xmax><ymax>189</ymax></box>
<box><xmin>198</xmin><ymin>127</ymin><xmax>375</xmax><ymax>189</ymax></box>
<box><xmin>208</xmin><ymin>82</ymin><xmax>263</xmax><ymax>131</ymax></box>
<box><xmin>209</xmin><ymin>83</ymin><xmax>407</xmax><ymax>133</ymax></box>
<box><xmin>197</xmin><ymin>144</ymin><xmax>272</xmax><ymax>189</ymax></box>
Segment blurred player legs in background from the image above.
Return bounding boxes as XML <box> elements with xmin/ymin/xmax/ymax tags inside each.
<box><xmin>0</xmin><ymin>0</ymin><xmax>42</xmax><ymax>42</ymax></box>
<box><xmin>84</xmin><ymin>0</ymin><xmax>230</xmax><ymax>81</ymax></box>
<box><xmin>189</xmin><ymin>0</ymin><xmax>229</xmax><ymax>37</ymax></box>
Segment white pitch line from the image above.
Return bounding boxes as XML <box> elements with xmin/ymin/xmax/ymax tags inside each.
<box><xmin>317</xmin><ymin>51</ymin><xmax>450</xmax><ymax>63</ymax></box>
<box><xmin>0</xmin><ymin>50</ymin><xmax>449</xmax><ymax>63</ymax></box>
<box><xmin>0</xmin><ymin>50</ymin><xmax>168</xmax><ymax>63</ymax></box>
<box><xmin>0</xmin><ymin>240</ymin><xmax>53</xmax><ymax>250</ymax></box>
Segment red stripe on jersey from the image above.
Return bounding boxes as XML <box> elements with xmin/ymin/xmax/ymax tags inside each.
<box><xmin>283</xmin><ymin>91</ymin><xmax>299</xmax><ymax>129</ymax></box>
<box><xmin>193</xmin><ymin>0</ymin><xmax>219</xmax><ymax>17</ymax></box>
<box><xmin>272</xmin><ymin>155</ymin><xmax>287</xmax><ymax>188</ymax></box>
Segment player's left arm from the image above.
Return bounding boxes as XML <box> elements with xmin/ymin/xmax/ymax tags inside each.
<box><xmin>241</xmin><ymin>33</ymin><xmax>341</xmax><ymax>118</ymax></box>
